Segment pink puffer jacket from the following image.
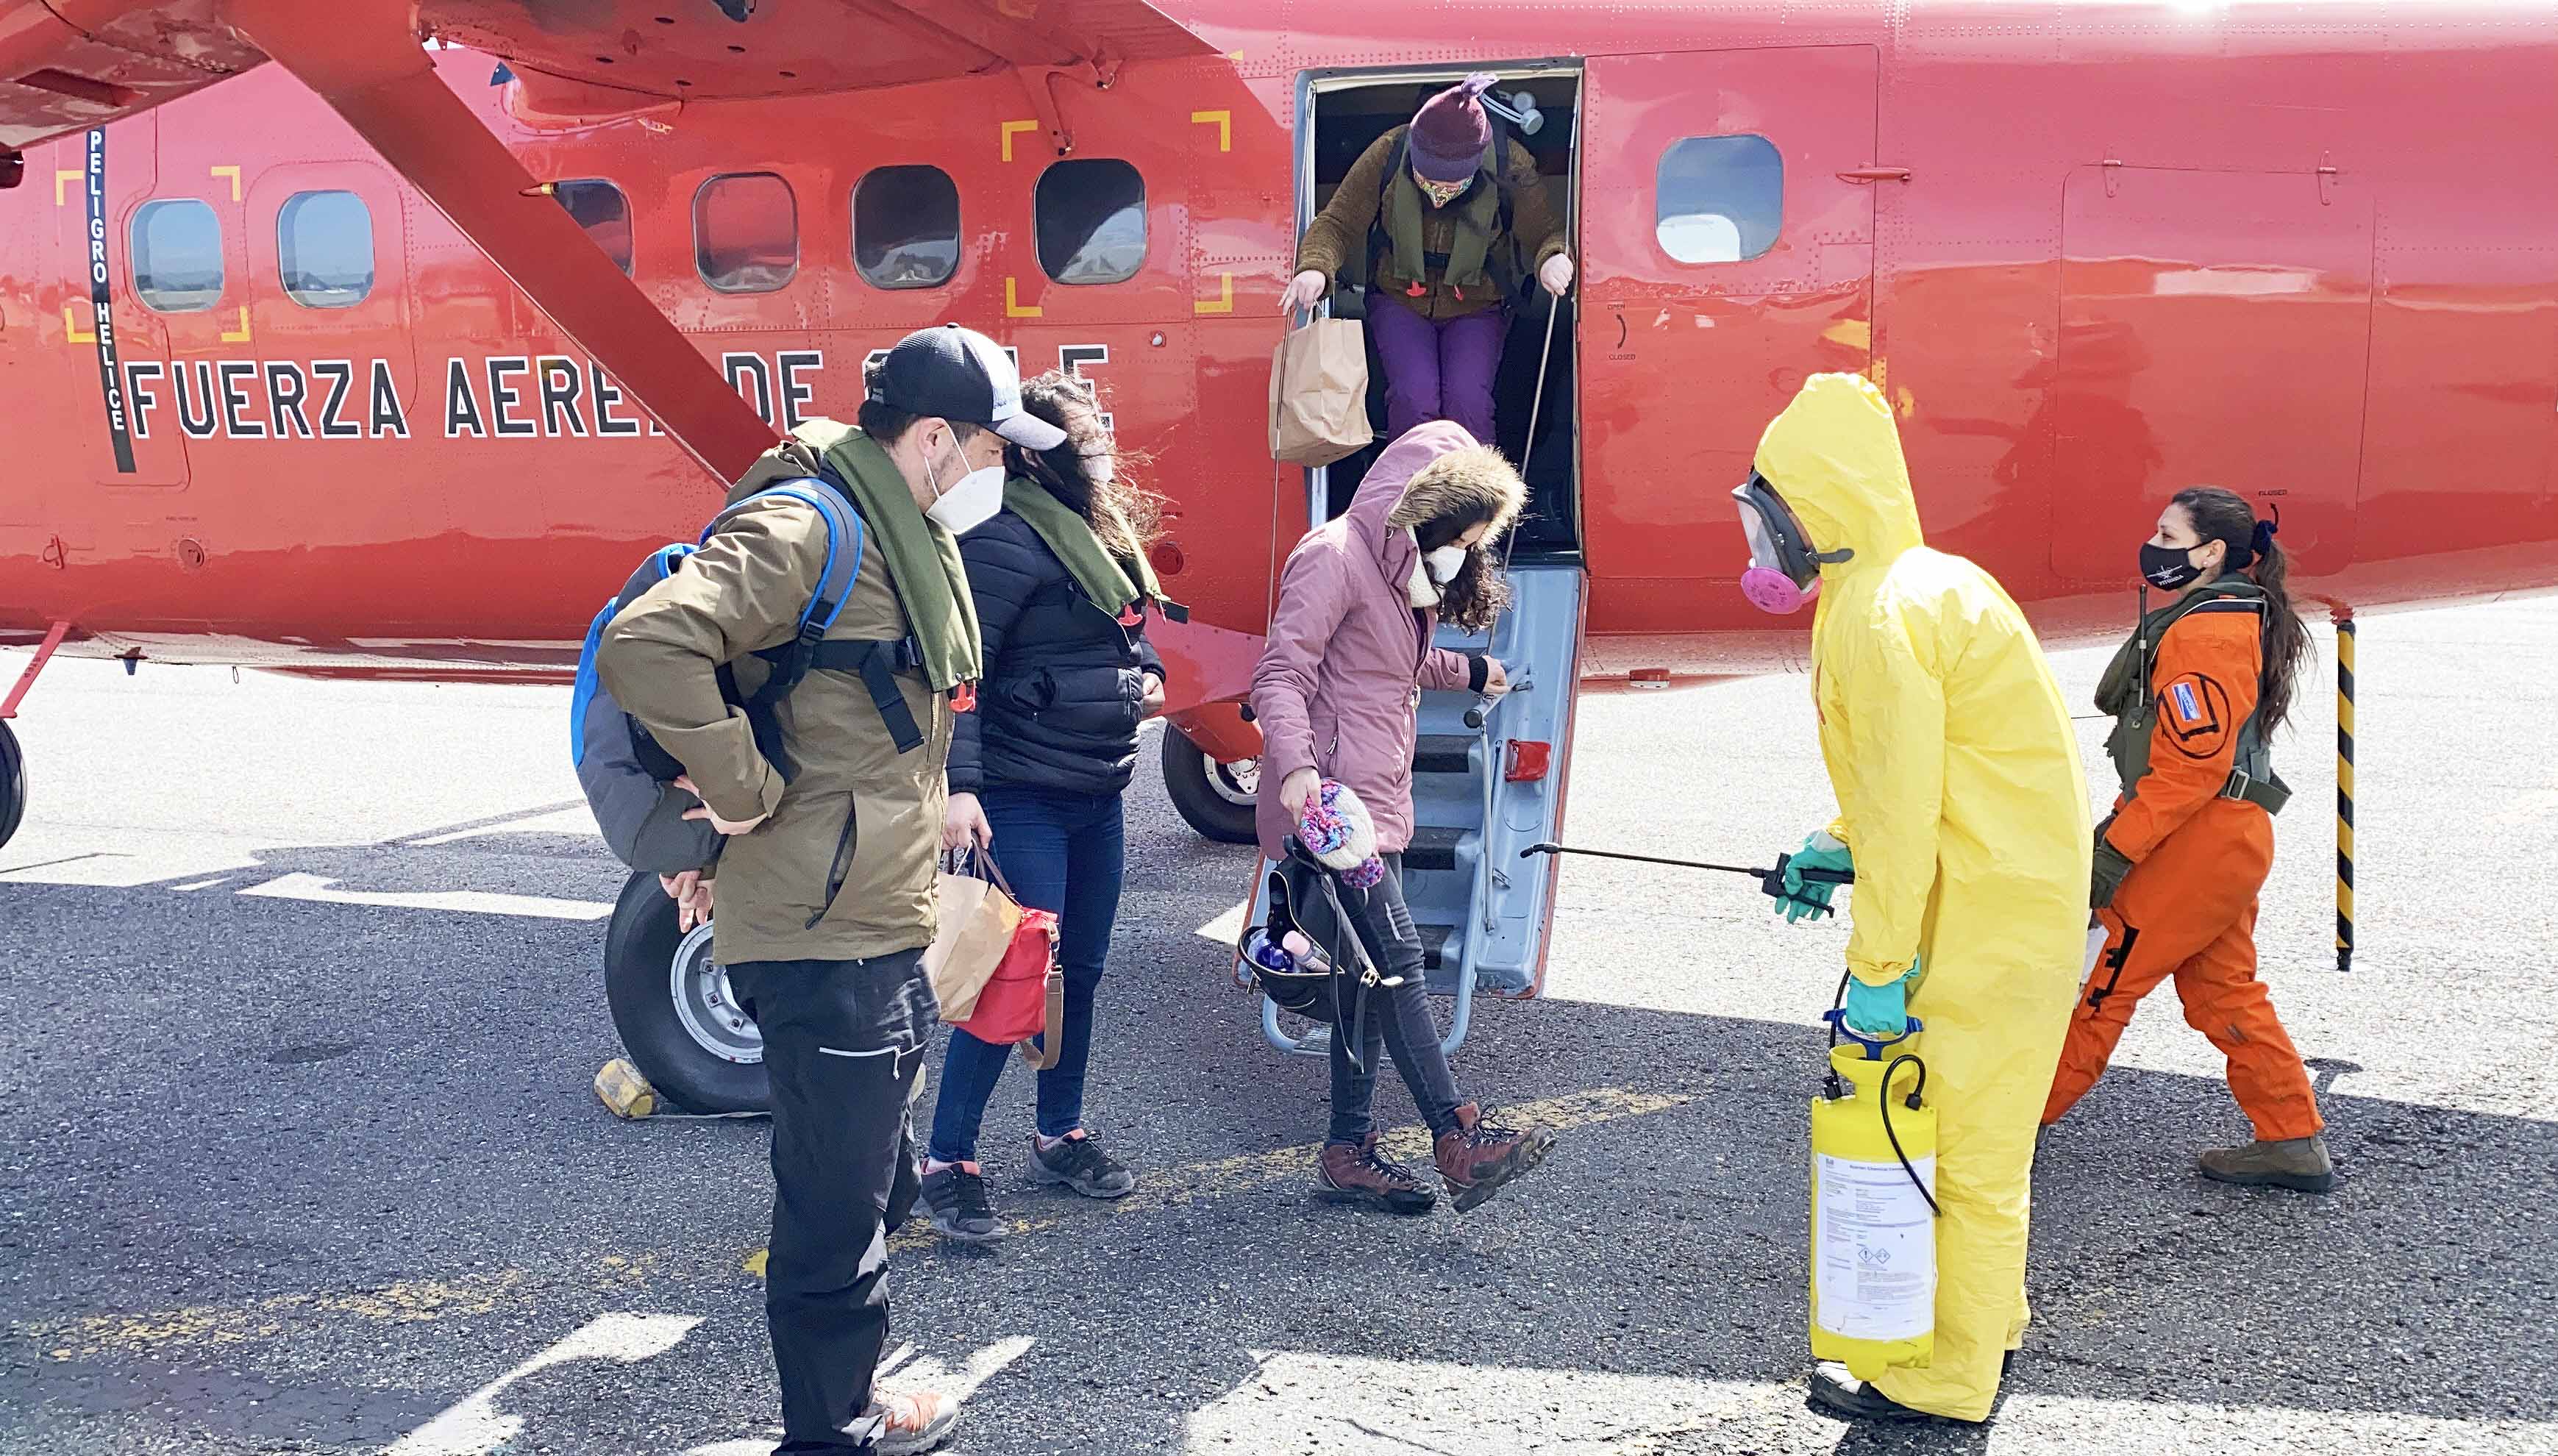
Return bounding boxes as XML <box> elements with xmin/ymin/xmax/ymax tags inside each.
<box><xmin>1252</xmin><ymin>422</ymin><xmax>1517</xmax><ymax>859</ymax></box>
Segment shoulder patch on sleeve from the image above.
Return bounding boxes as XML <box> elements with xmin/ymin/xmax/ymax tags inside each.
<box><xmin>2157</xmin><ymin>670</ymin><xmax>2232</xmax><ymax>757</ymax></box>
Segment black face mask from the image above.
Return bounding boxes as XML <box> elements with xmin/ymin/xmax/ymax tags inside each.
<box><xmin>2138</xmin><ymin>541</ymin><xmax>2205</xmax><ymax>590</ymax></box>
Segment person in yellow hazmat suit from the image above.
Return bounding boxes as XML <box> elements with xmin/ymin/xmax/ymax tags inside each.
<box><xmin>1739</xmin><ymin>374</ymin><xmax>2092</xmax><ymax>1424</ymax></box>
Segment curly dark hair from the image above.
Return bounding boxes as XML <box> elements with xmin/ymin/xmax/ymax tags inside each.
<box><xmin>1002</xmin><ymin>369</ymin><xmax>1164</xmax><ymax>564</ymax></box>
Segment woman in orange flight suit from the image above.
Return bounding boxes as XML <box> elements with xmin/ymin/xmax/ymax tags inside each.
<box><xmin>2040</xmin><ymin>485</ymin><xmax>2333</xmax><ymax>1191</ymax></box>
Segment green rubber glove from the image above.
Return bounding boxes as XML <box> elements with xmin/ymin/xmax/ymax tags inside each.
<box><xmin>1778</xmin><ymin>830</ymin><xmax>1853</xmax><ymax>924</ymax></box>
<box><xmin>2090</xmin><ymin>821</ymin><xmax>2134</xmax><ymax>910</ymax></box>
<box><xmin>1844</xmin><ymin>957</ymin><xmax>1918</xmax><ymax>1040</ymax></box>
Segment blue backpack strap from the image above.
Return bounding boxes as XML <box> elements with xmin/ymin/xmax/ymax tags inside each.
<box><xmin>571</xmin><ymin>544</ymin><xmax>694</xmax><ymax>767</ymax></box>
<box><xmin>702</xmin><ymin>476</ymin><xmax>864</xmax><ymax>644</ymax></box>
<box><xmin>700</xmin><ymin>473</ymin><xmax>911</xmax><ymax>772</ymax></box>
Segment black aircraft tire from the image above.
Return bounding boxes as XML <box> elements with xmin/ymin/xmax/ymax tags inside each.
<box><xmin>0</xmin><ymin>721</ymin><xmax>24</xmax><ymax>852</ymax></box>
<box><xmin>602</xmin><ymin>871</ymin><xmax>771</xmax><ymax>1115</ymax></box>
<box><xmin>1162</xmin><ymin>729</ymin><xmax>1258</xmax><ymax>845</ymax></box>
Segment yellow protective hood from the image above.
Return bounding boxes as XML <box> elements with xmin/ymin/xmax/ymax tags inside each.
<box><xmin>1750</xmin><ymin>373</ymin><xmax>1923</xmax><ymax>576</ymax></box>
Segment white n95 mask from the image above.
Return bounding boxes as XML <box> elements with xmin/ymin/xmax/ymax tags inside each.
<box><xmin>926</xmin><ymin>456</ymin><xmax>1005</xmax><ymax>535</ymax></box>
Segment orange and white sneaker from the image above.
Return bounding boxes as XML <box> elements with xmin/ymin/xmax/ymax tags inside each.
<box><xmin>863</xmin><ymin>1386</ymin><xmax>960</xmax><ymax>1455</ymax></box>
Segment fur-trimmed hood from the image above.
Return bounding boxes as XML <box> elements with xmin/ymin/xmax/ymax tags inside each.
<box><xmin>1387</xmin><ymin>440</ymin><xmax>1527</xmax><ymax>542</ymax></box>
<box><xmin>1344</xmin><ymin>423</ymin><xmax>1526</xmax><ymax>590</ymax></box>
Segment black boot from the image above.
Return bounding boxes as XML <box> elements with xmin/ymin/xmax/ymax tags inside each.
<box><xmin>1806</xmin><ymin>1363</ymin><xmax>1939</xmax><ymax>1424</ymax></box>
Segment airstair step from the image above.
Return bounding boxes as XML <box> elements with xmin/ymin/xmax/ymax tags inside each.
<box><xmin>1413</xmin><ymin>735</ymin><xmax>1475</xmax><ymax>775</ymax></box>
<box><xmin>1403</xmin><ymin>825</ymin><xmax>1472</xmax><ymax>874</ymax></box>
<box><xmin>1417</xmin><ymin>921</ymin><xmax>1454</xmax><ymax>971</ymax></box>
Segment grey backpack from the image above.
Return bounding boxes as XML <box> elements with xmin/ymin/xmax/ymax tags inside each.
<box><xmin>569</xmin><ymin>474</ymin><xmax>923</xmax><ymax>874</ymax></box>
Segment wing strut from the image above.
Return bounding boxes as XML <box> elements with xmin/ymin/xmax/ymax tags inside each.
<box><xmin>222</xmin><ymin>0</ymin><xmax>778</xmax><ymax>482</ymax></box>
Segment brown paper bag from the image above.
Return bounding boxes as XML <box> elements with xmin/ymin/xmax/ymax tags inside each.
<box><xmin>1269</xmin><ymin>318</ymin><xmax>1373</xmax><ymax>465</ymax></box>
<box><xmin>922</xmin><ymin>849</ymin><xmax>1022</xmax><ymax>1024</ymax></box>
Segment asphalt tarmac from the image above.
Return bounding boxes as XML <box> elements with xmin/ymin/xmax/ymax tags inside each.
<box><xmin>4</xmin><ymin>598</ymin><xmax>2555</xmax><ymax>1455</ymax></box>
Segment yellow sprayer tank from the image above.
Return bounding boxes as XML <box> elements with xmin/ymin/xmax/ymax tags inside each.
<box><xmin>1809</xmin><ymin>1038</ymin><xmax>1939</xmax><ymax>1379</ymax></box>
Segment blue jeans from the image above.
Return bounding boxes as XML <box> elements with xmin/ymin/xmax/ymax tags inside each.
<box><xmin>927</xmin><ymin>786</ymin><xmax>1125</xmax><ymax>1163</ymax></box>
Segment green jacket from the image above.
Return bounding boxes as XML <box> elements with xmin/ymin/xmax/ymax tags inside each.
<box><xmin>1294</xmin><ymin>126</ymin><xmax>1567</xmax><ymax>324</ymax></box>
<box><xmin>596</xmin><ymin>432</ymin><xmax>955</xmax><ymax>965</ymax></box>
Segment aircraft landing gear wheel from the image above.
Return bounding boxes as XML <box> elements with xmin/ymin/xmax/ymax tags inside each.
<box><xmin>1162</xmin><ymin>728</ymin><xmax>1258</xmax><ymax>845</ymax></box>
<box><xmin>0</xmin><ymin>721</ymin><xmax>24</xmax><ymax>852</ymax></box>
<box><xmin>602</xmin><ymin>871</ymin><xmax>770</xmax><ymax>1114</ymax></box>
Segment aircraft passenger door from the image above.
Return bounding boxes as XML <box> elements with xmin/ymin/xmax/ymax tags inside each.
<box><xmin>51</xmin><ymin>115</ymin><xmax>189</xmax><ymax>487</ymax></box>
<box><xmin>2047</xmin><ymin>167</ymin><xmax>2373</xmax><ymax>579</ymax></box>
<box><xmin>1576</xmin><ymin>47</ymin><xmax>1879</xmax><ymax>624</ymax></box>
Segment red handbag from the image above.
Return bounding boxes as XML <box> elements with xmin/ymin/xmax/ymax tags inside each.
<box><xmin>950</xmin><ymin>900</ymin><xmax>1063</xmax><ymax>1068</ymax></box>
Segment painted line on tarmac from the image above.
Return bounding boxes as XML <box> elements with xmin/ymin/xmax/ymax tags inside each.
<box><xmin>1193</xmin><ymin>898</ymin><xmax>1248</xmax><ymax>945</ymax></box>
<box><xmin>15</xmin><ymin>1257</ymin><xmax>663</xmax><ymax>1362</ymax></box>
<box><xmin>236</xmin><ymin>871</ymin><xmax>613</xmax><ymax>921</ymax></box>
<box><xmin>386</xmin><ymin>1311</ymin><xmax>699</xmax><ymax>1456</ymax></box>
<box><xmin>1197</xmin><ymin>1349</ymin><xmax>2558</xmax><ymax>1453</ymax></box>
<box><xmin>676</xmin><ymin>1337</ymin><xmax>1036</xmax><ymax>1456</ymax></box>
<box><xmin>743</xmin><ymin>1085</ymin><xmax>1695</xmax><ymax>1277</ymax></box>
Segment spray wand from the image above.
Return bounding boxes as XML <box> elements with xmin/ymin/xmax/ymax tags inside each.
<box><xmin>1519</xmin><ymin>841</ymin><xmax>1854</xmax><ymax>918</ymax></box>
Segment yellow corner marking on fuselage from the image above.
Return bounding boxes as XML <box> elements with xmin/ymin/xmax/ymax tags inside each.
<box><xmin>63</xmin><ymin>305</ymin><xmax>96</xmax><ymax>344</ymax></box>
<box><xmin>1191</xmin><ymin>109</ymin><xmax>1232</xmax><ymax>152</ymax></box>
<box><xmin>221</xmin><ymin>305</ymin><xmax>252</xmax><ymax>343</ymax></box>
<box><xmin>1195</xmin><ymin>274</ymin><xmax>1235</xmax><ymax>315</ymax></box>
<box><xmin>747</xmin><ymin>1085</ymin><xmax>1695</xmax><ymax>1274</ymax></box>
<box><xmin>1005</xmin><ymin>276</ymin><xmax>1043</xmax><ymax>318</ymax></box>
<box><xmin>54</xmin><ymin>169</ymin><xmax>82</xmax><ymax>207</ymax></box>
<box><xmin>1000</xmin><ymin>119</ymin><xmax>1040</xmax><ymax>163</ymax></box>
<box><xmin>1822</xmin><ymin>318</ymin><xmax>1873</xmax><ymax>353</ymax></box>
<box><xmin>210</xmin><ymin>165</ymin><xmax>241</xmax><ymax>202</ymax></box>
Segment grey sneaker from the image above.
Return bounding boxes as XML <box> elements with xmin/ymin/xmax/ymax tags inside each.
<box><xmin>2198</xmin><ymin>1133</ymin><xmax>2334</xmax><ymax>1193</ymax></box>
<box><xmin>1030</xmin><ymin>1132</ymin><xmax>1136</xmax><ymax>1199</ymax></box>
<box><xmin>919</xmin><ymin>1162</ymin><xmax>1008</xmax><ymax>1241</ymax></box>
<box><xmin>863</xmin><ymin>1386</ymin><xmax>959</xmax><ymax>1455</ymax></box>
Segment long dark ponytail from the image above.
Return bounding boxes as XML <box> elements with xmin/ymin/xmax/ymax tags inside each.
<box><xmin>2172</xmin><ymin>485</ymin><xmax>2309</xmax><ymax>734</ymax></box>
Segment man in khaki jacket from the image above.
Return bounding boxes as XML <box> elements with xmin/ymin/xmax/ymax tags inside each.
<box><xmin>597</xmin><ymin>324</ymin><xmax>1064</xmax><ymax>1455</ymax></box>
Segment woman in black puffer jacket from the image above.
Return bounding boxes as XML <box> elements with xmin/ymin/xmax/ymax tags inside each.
<box><xmin>919</xmin><ymin>370</ymin><xmax>1177</xmax><ymax>1242</ymax></box>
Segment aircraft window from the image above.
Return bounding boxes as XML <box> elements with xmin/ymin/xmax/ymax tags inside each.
<box><xmin>1656</xmin><ymin>135</ymin><xmax>1783</xmax><ymax>264</ymax></box>
<box><xmin>132</xmin><ymin>199</ymin><xmax>224</xmax><ymax>313</ymax></box>
<box><xmin>853</xmin><ymin>165</ymin><xmax>960</xmax><ymax>290</ymax></box>
<box><xmin>278</xmin><ymin>190</ymin><xmax>376</xmax><ymax>308</ymax></box>
<box><xmin>555</xmin><ymin>179</ymin><xmax>633</xmax><ymax>275</ymax></box>
<box><xmin>694</xmin><ymin>171</ymin><xmax>799</xmax><ymax>293</ymax></box>
<box><xmin>1035</xmin><ymin>158</ymin><xmax>1145</xmax><ymax>285</ymax></box>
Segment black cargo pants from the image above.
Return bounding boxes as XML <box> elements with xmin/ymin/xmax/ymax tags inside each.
<box><xmin>727</xmin><ymin>949</ymin><xmax>936</xmax><ymax>1454</ymax></box>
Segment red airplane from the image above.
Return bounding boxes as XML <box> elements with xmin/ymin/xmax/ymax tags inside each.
<box><xmin>3</xmin><ymin>1</ymin><xmax>2552</xmax><ymax>1107</ymax></box>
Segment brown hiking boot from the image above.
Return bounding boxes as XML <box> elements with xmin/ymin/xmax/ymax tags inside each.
<box><xmin>2198</xmin><ymin>1133</ymin><xmax>2334</xmax><ymax>1193</ymax></box>
<box><xmin>1317</xmin><ymin>1134</ymin><xmax>1435</xmax><ymax>1215</ymax></box>
<box><xmin>1433</xmin><ymin>1103</ymin><xmax>1556</xmax><ymax>1213</ymax></box>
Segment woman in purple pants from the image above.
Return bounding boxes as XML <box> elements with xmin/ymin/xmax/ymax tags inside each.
<box><xmin>1283</xmin><ymin>73</ymin><xmax>1575</xmax><ymax>445</ymax></box>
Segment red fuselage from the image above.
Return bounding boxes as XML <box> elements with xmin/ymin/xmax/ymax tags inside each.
<box><xmin>2</xmin><ymin>3</ymin><xmax>2553</xmax><ymax>690</ymax></box>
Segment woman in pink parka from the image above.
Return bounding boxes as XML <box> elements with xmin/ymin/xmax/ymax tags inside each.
<box><xmin>1251</xmin><ymin>421</ymin><xmax>1556</xmax><ymax>1215</ymax></box>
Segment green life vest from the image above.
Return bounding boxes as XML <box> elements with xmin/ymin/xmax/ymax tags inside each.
<box><xmin>1372</xmin><ymin>132</ymin><xmax>1518</xmax><ymax>302</ymax></box>
<box><xmin>2094</xmin><ymin>578</ymin><xmax>2290</xmax><ymax>815</ymax></box>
